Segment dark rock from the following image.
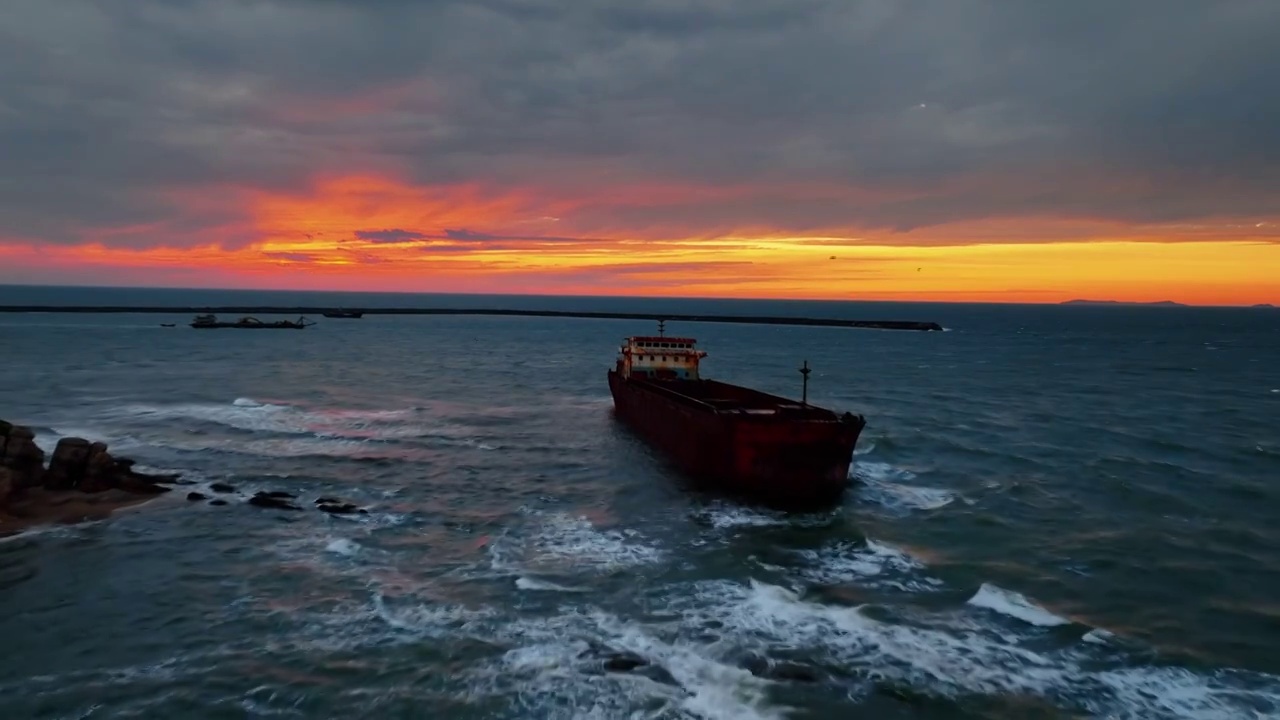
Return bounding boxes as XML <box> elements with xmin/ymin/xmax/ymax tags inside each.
<box><xmin>257</xmin><ymin>490</ymin><xmax>296</xmax><ymax>500</ymax></box>
<box><xmin>187</xmin><ymin>492</ymin><xmax>208</xmax><ymax>501</ymax></box>
<box><xmin>0</xmin><ymin>467</ymin><xmax>13</xmax><ymax>509</ymax></box>
<box><xmin>315</xmin><ymin>496</ymin><xmax>342</xmax><ymax>505</ymax></box>
<box><xmin>209</xmin><ymin>482</ymin><xmax>236</xmax><ymax>493</ymax></box>
<box><xmin>209</xmin><ymin>499</ymin><xmax>228</xmax><ymax>506</ymax></box>
<box><xmin>78</xmin><ymin>442</ymin><xmax>116</xmax><ymax>492</ymax></box>
<box><xmin>317</xmin><ymin>502</ymin><xmax>362</xmax><ymax>515</ymax></box>
<box><xmin>2</xmin><ymin>424</ymin><xmax>46</xmax><ymax>488</ymax></box>
<box><xmin>44</xmin><ymin>437</ymin><xmax>93</xmax><ymax>490</ymax></box>
<box><xmin>739</xmin><ymin>654</ymin><xmax>822</xmax><ymax>683</ymax></box>
<box><xmin>248</xmin><ymin>494</ymin><xmax>302</xmax><ymax>511</ymax></box>
<box><xmin>602</xmin><ymin>652</ymin><xmax>649</xmax><ymax>672</ymax></box>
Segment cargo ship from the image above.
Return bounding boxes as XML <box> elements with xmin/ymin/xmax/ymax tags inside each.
<box><xmin>190</xmin><ymin>314</ymin><xmax>314</xmax><ymax>329</ymax></box>
<box><xmin>607</xmin><ymin>323</ymin><xmax>866</xmax><ymax>508</ymax></box>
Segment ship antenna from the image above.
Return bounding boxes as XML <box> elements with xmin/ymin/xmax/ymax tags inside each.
<box><xmin>799</xmin><ymin>360</ymin><xmax>811</xmax><ymax>405</ymax></box>
<box><xmin>657</xmin><ymin>318</ymin><xmax>666</xmax><ymax>337</ymax></box>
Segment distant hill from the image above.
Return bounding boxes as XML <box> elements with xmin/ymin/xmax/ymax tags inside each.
<box><xmin>1061</xmin><ymin>299</ymin><xmax>1187</xmax><ymax>307</ymax></box>
<box><xmin>1253</xmin><ymin>303</ymin><xmax>1277</xmax><ymax>309</ymax></box>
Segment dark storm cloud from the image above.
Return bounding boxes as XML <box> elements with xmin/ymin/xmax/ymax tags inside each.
<box><xmin>1</xmin><ymin>0</ymin><xmax>1278</xmax><ymax>248</ymax></box>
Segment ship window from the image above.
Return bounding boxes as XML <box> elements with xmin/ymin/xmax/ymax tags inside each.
<box><xmin>662</xmin><ymin>356</ymin><xmax>668</xmax><ymax>362</ymax></box>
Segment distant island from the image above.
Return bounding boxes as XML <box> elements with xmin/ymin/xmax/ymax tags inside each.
<box><xmin>1061</xmin><ymin>299</ymin><xmax>1187</xmax><ymax>307</ymax></box>
<box><xmin>1252</xmin><ymin>303</ymin><xmax>1276</xmax><ymax>309</ymax></box>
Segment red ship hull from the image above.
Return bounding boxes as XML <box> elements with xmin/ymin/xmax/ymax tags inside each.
<box><xmin>608</xmin><ymin>370</ymin><xmax>865</xmax><ymax>508</ymax></box>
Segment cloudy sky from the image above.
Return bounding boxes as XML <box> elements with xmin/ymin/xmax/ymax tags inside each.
<box><xmin>1</xmin><ymin>0</ymin><xmax>1277</xmax><ymax>303</ymax></box>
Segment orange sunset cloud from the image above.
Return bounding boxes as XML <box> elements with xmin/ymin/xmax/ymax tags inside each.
<box><xmin>2</xmin><ymin>1</ymin><xmax>1278</xmax><ymax>306</ymax></box>
<box><xmin>1</xmin><ymin>173</ymin><xmax>1276</xmax><ymax>305</ymax></box>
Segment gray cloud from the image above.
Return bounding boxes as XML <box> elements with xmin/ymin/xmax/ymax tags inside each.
<box><xmin>1</xmin><ymin>0</ymin><xmax>1278</xmax><ymax>249</ymax></box>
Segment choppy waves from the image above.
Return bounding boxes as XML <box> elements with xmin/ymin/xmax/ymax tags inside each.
<box><xmin>5</xmin><ymin>389</ymin><xmax>1280</xmax><ymax>720</ymax></box>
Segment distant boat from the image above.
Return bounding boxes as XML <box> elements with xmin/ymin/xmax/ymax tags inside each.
<box><xmin>321</xmin><ymin>309</ymin><xmax>364</xmax><ymax>319</ymax></box>
<box><xmin>190</xmin><ymin>314</ymin><xmax>313</xmax><ymax>329</ymax></box>
<box><xmin>159</xmin><ymin>323</ymin><xmax>175</xmax><ymax>327</ymax></box>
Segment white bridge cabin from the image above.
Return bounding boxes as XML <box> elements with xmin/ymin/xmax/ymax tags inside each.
<box><xmin>616</xmin><ymin>331</ymin><xmax>707</xmax><ymax>381</ymax></box>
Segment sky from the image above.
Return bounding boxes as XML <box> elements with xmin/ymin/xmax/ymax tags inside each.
<box><xmin>1</xmin><ymin>0</ymin><xmax>1277</xmax><ymax>305</ymax></box>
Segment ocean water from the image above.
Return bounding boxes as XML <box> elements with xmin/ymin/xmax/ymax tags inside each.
<box><xmin>1</xmin><ymin>285</ymin><xmax>1278</xmax><ymax>719</ymax></box>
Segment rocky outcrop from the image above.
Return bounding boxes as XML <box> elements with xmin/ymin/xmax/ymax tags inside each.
<box><xmin>0</xmin><ymin>467</ymin><xmax>13</xmax><ymax>509</ymax></box>
<box><xmin>1</xmin><ymin>419</ymin><xmax>181</xmax><ymax>535</ymax></box>
<box><xmin>39</xmin><ymin>435</ymin><xmax>177</xmax><ymax>494</ymax></box>
<box><xmin>1</xmin><ymin>421</ymin><xmax>46</xmax><ymax>489</ymax></box>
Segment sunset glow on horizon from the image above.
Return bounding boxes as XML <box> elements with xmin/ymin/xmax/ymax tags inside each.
<box><xmin>2</xmin><ymin>2</ymin><xmax>1278</xmax><ymax>306</ymax></box>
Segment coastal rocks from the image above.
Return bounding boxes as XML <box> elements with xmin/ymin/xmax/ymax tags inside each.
<box><xmin>1</xmin><ymin>419</ymin><xmax>182</xmax><ymax>536</ymax></box>
<box><xmin>316</xmin><ymin>497</ymin><xmax>365</xmax><ymax>515</ymax></box>
<box><xmin>1</xmin><ymin>422</ymin><xmax>46</xmax><ymax>489</ymax></box>
<box><xmin>576</xmin><ymin>643</ymin><xmax>682</xmax><ymax>689</ymax></box>
<box><xmin>235</xmin><ymin>490</ymin><xmax>368</xmax><ymax>515</ymax></box>
<box><xmin>0</xmin><ymin>468</ymin><xmax>13</xmax><ymax>508</ymax></box>
<box><xmin>248</xmin><ymin>492</ymin><xmax>303</xmax><ymax>511</ymax></box>
<box><xmin>44</xmin><ymin>438</ymin><xmax>93</xmax><ymax>490</ymax></box>
<box><xmin>40</xmin><ymin>435</ymin><xmax>176</xmax><ymax>494</ymax></box>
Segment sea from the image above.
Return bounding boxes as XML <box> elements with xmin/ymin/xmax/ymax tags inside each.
<box><xmin>1</xmin><ymin>284</ymin><xmax>1278</xmax><ymax>720</ymax></box>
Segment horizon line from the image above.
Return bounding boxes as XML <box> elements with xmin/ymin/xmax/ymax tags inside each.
<box><xmin>0</xmin><ymin>281</ymin><xmax>1273</xmax><ymax>309</ymax></box>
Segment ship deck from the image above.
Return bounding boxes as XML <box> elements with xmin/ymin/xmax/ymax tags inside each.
<box><xmin>626</xmin><ymin>377</ymin><xmax>843</xmax><ymax>420</ymax></box>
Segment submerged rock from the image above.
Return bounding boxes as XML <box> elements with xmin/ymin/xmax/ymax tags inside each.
<box><xmin>602</xmin><ymin>652</ymin><xmax>649</xmax><ymax>672</ymax></box>
<box><xmin>740</xmin><ymin>654</ymin><xmax>823</xmax><ymax>683</ymax></box>
<box><xmin>259</xmin><ymin>490</ymin><xmax>296</xmax><ymax>500</ymax></box>
<box><xmin>210</xmin><ymin>482</ymin><xmax>236</xmax><ymax>493</ymax></box>
<box><xmin>249</xmin><ymin>493</ymin><xmax>303</xmax><ymax>511</ymax></box>
<box><xmin>187</xmin><ymin>492</ymin><xmax>208</xmax><ymax>501</ymax></box>
<box><xmin>209</xmin><ymin>499</ymin><xmax>228</xmax><ymax>506</ymax></box>
<box><xmin>317</xmin><ymin>502</ymin><xmax>362</xmax><ymax>515</ymax></box>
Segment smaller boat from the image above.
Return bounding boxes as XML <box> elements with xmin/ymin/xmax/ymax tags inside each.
<box><xmin>159</xmin><ymin>323</ymin><xmax>175</xmax><ymax>328</ymax></box>
<box><xmin>190</xmin><ymin>314</ymin><xmax>314</xmax><ymax>329</ymax></box>
<box><xmin>322</xmin><ymin>309</ymin><xmax>364</xmax><ymax>319</ymax></box>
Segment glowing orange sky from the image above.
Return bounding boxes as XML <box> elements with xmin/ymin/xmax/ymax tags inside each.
<box><xmin>1</xmin><ymin>173</ymin><xmax>1276</xmax><ymax>306</ymax></box>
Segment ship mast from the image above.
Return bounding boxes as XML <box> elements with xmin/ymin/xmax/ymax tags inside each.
<box><xmin>800</xmin><ymin>360</ymin><xmax>811</xmax><ymax>405</ymax></box>
<box><xmin>657</xmin><ymin>318</ymin><xmax>666</xmax><ymax>337</ymax></box>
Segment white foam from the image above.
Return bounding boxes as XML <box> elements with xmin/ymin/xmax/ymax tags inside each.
<box><xmin>1082</xmin><ymin>628</ymin><xmax>1116</xmax><ymax>645</ymax></box>
<box><xmin>1094</xmin><ymin>666</ymin><xmax>1280</xmax><ymax>720</ymax></box>
<box><xmin>661</xmin><ymin>578</ymin><xmax>1280</xmax><ymax>720</ymax></box>
<box><xmin>696</xmin><ymin>505</ymin><xmax>792</xmax><ymax>530</ymax></box>
<box><xmin>521</xmin><ymin>512</ymin><xmax>665</xmax><ymax>573</ymax></box>
<box><xmin>325</xmin><ymin>538</ymin><xmax>362</xmax><ymax>557</ymax></box>
<box><xmin>851</xmin><ymin>462</ymin><xmax>957</xmax><ymax>512</ymax></box>
<box><xmin>793</xmin><ymin>539</ymin><xmax>942</xmax><ymax>592</ymax></box>
<box><xmin>371</xmin><ymin>592</ymin><xmax>496</xmax><ymax>637</ymax></box>
<box><xmin>115</xmin><ymin>398</ymin><xmax>465</xmax><ymax>446</ymax></box>
<box><xmin>490</xmin><ymin>609</ymin><xmax>787</xmax><ymax>720</ymax></box>
<box><xmin>967</xmin><ymin>583</ymin><xmax>1070</xmax><ymax>627</ymax></box>
<box><xmin>515</xmin><ymin>576</ymin><xmax>586</xmax><ymax>592</ymax></box>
